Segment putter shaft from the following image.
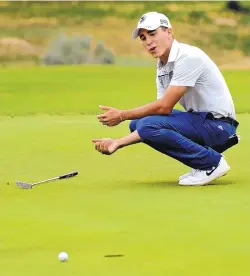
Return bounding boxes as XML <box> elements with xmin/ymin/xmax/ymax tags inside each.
<box><xmin>16</xmin><ymin>171</ymin><xmax>78</xmax><ymax>189</ymax></box>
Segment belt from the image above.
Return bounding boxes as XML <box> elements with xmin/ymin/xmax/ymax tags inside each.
<box><xmin>188</xmin><ymin>110</ymin><xmax>239</xmax><ymax>128</ymax></box>
<box><xmin>208</xmin><ymin>113</ymin><xmax>239</xmax><ymax>128</ymax></box>
<box><xmin>216</xmin><ymin>117</ymin><xmax>239</xmax><ymax>128</ymax></box>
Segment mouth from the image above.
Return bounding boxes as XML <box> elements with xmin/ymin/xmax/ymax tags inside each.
<box><xmin>149</xmin><ymin>46</ymin><xmax>157</xmax><ymax>53</ymax></box>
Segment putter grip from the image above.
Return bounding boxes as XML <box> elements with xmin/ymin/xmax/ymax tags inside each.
<box><xmin>59</xmin><ymin>171</ymin><xmax>78</xmax><ymax>179</ymax></box>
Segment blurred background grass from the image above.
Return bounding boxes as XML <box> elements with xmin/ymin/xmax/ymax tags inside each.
<box><xmin>0</xmin><ymin>1</ymin><xmax>249</xmax><ymax>67</ymax></box>
<box><xmin>0</xmin><ymin>66</ymin><xmax>249</xmax><ymax>116</ymax></box>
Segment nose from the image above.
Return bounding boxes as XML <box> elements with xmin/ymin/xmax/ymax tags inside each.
<box><xmin>145</xmin><ymin>36</ymin><xmax>153</xmax><ymax>46</ymax></box>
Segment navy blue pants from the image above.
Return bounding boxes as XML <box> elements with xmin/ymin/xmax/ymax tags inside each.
<box><xmin>129</xmin><ymin>110</ymin><xmax>238</xmax><ymax>170</ymax></box>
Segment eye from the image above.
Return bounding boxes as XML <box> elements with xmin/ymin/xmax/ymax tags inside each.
<box><xmin>149</xmin><ymin>32</ymin><xmax>156</xmax><ymax>36</ymax></box>
<box><xmin>140</xmin><ymin>36</ymin><xmax>146</xmax><ymax>41</ymax></box>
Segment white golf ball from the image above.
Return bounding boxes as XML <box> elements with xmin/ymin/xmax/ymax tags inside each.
<box><xmin>58</xmin><ymin>252</ymin><xmax>68</xmax><ymax>262</ymax></box>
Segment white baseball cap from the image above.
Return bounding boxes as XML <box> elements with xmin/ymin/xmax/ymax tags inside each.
<box><xmin>132</xmin><ymin>12</ymin><xmax>172</xmax><ymax>39</ymax></box>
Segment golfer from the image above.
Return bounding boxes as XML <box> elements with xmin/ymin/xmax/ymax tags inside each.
<box><xmin>92</xmin><ymin>12</ymin><xmax>239</xmax><ymax>186</ymax></box>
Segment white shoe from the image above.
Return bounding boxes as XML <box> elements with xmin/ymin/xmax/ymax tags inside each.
<box><xmin>179</xmin><ymin>157</ymin><xmax>230</xmax><ymax>186</ymax></box>
<box><xmin>179</xmin><ymin>168</ymin><xmax>228</xmax><ymax>182</ymax></box>
<box><xmin>178</xmin><ymin>169</ymin><xmax>195</xmax><ymax>181</ymax></box>
<box><xmin>179</xmin><ymin>154</ymin><xmax>228</xmax><ymax>181</ymax></box>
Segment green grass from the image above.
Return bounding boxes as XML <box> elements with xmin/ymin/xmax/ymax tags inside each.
<box><xmin>0</xmin><ymin>66</ymin><xmax>249</xmax><ymax>115</ymax></box>
<box><xmin>0</xmin><ymin>66</ymin><xmax>249</xmax><ymax>276</ymax></box>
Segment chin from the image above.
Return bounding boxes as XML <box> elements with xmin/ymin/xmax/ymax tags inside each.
<box><xmin>151</xmin><ymin>52</ymin><xmax>160</xmax><ymax>58</ymax></box>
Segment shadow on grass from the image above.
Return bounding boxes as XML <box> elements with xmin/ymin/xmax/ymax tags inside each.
<box><xmin>125</xmin><ymin>178</ymin><xmax>235</xmax><ymax>188</ymax></box>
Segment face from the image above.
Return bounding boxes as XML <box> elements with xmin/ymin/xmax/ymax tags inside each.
<box><xmin>139</xmin><ymin>27</ymin><xmax>173</xmax><ymax>59</ymax></box>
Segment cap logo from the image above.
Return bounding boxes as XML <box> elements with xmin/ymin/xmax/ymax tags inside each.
<box><xmin>139</xmin><ymin>15</ymin><xmax>146</xmax><ymax>23</ymax></box>
<box><xmin>141</xmin><ymin>25</ymin><xmax>153</xmax><ymax>29</ymax></box>
<box><xmin>160</xmin><ymin>19</ymin><xmax>168</xmax><ymax>25</ymax></box>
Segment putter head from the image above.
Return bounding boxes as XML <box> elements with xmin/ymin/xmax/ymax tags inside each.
<box><xmin>16</xmin><ymin>181</ymin><xmax>32</xmax><ymax>189</ymax></box>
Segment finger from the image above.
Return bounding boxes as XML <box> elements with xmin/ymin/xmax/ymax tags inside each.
<box><xmin>101</xmin><ymin>142</ymin><xmax>109</xmax><ymax>153</ymax></box>
<box><xmin>98</xmin><ymin>118</ymin><xmax>109</xmax><ymax>123</ymax></box>
<box><xmin>99</xmin><ymin>120</ymin><xmax>109</xmax><ymax>125</ymax></box>
<box><xmin>99</xmin><ymin>105</ymin><xmax>112</xmax><ymax>111</ymax></box>
<box><xmin>92</xmin><ymin>139</ymin><xmax>102</xmax><ymax>143</ymax></box>
<box><xmin>103</xmin><ymin>142</ymin><xmax>109</xmax><ymax>152</ymax></box>
<box><xmin>95</xmin><ymin>142</ymin><xmax>100</xmax><ymax>151</ymax></box>
<box><xmin>95</xmin><ymin>144</ymin><xmax>102</xmax><ymax>151</ymax></box>
<box><xmin>101</xmin><ymin>143</ymin><xmax>109</xmax><ymax>154</ymax></box>
<box><xmin>102</xmin><ymin>121</ymin><xmax>110</xmax><ymax>126</ymax></box>
<box><xmin>100</xmin><ymin>142</ymin><xmax>105</xmax><ymax>153</ymax></box>
<box><xmin>97</xmin><ymin>114</ymin><xmax>107</xmax><ymax>119</ymax></box>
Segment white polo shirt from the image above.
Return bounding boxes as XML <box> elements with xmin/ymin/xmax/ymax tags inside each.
<box><xmin>156</xmin><ymin>40</ymin><xmax>236</xmax><ymax>119</ymax></box>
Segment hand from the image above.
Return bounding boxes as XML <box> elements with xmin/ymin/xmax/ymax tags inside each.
<box><xmin>92</xmin><ymin>138</ymin><xmax>120</xmax><ymax>155</ymax></box>
<box><xmin>97</xmin><ymin>105</ymin><xmax>123</xmax><ymax>127</ymax></box>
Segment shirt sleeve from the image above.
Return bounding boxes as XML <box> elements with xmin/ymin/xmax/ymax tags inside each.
<box><xmin>170</xmin><ymin>53</ymin><xmax>206</xmax><ymax>87</ymax></box>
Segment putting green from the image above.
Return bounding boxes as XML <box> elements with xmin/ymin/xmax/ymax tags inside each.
<box><xmin>0</xmin><ymin>66</ymin><xmax>249</xmax><ymax>276</ymax></box>
<box><xmin>0</xmin><ymin>113</ymin><xmax>249</xmax><ymax>276</ymax></box>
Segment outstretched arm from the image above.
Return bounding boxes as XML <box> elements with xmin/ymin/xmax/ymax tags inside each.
<box><xmin>92</xmin><ymin>130</ymin><xmax>142</xmax><ymax>155</ymax></box>
<box><xmin>97</xmin><ymin>85</ymin><xmax>188</xmax><ymax>127</ymax></box>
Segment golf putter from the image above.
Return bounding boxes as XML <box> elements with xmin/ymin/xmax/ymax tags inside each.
<box><xmin>16</xmin><ymin>171</ymin><xmax>78</xmax><ymax>189</ymax></box>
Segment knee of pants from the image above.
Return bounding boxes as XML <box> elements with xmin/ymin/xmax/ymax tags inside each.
<box><xmin>129</xmin><ymin>119</ymin><xmax>140</xmax><ymax>132</ymax></box>
<box><xmin>136</xmin><ymin>117</ymin><xmax>158</xmax><ymax>140</ymax></box>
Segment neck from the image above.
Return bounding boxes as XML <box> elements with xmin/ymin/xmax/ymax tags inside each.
<box><xmin>159</xmin><ymin>39</ymin><xmax>174</xmax><ymax>64</ymax></box>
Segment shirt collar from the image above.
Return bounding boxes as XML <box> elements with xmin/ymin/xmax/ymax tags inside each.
<box><xmin>168</xmin><ymin>39</ymin><xmax>180</xmax><ymax>63</ymax></box>
<box><xmin>157</xmin><ymin>39</ymin><xmax>180</xmax><ymax>68</ymax></box>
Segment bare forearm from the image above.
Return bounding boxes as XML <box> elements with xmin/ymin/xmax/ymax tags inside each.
<box><xmin>116</xmin><ymin>130</ymin><xmax>142</xmax><ymax>149</ymax></box>
<box><xmin>121</xmin><ymin>99</ymin><xmax>171</xmax><ymax>121</ymax></box>
<box><xmin>118</xmin><ymin>86</ymin><xmax>188</xmax><ymax>121</ymax></box>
